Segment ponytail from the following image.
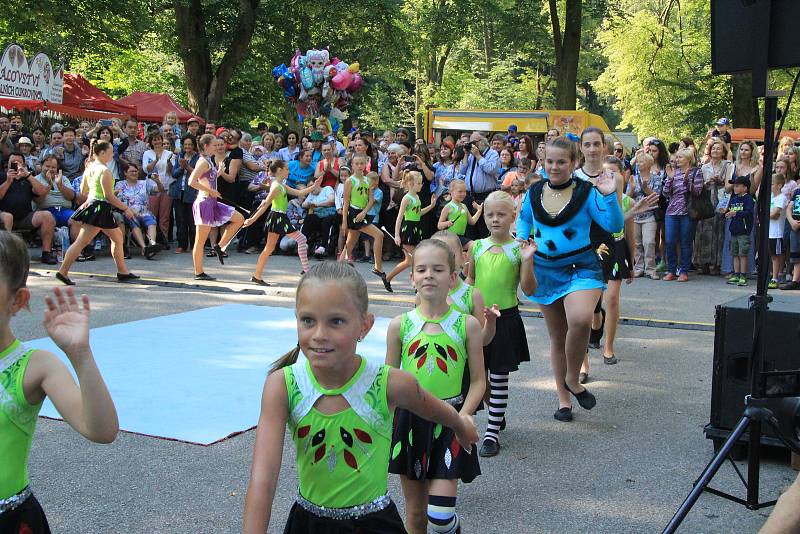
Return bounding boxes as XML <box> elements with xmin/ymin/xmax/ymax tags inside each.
<box><xmin>271</xmin><ymin>344</ymin><xmax>301</xmax><ymax>373</ymax></box>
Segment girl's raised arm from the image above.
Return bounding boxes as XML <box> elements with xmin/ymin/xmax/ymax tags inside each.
<box><xmin>244</xmin><ymin>370</ymin><xmax>289</xmax><ymax>534</ymax></box>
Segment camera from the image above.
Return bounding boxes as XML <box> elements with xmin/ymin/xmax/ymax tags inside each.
<box><xmin>403</xmin><ymin>155</ymin><xmax>415</xmax><ymax>163</ymax></box>
<box><xmin>463</xmin><ymin>142</ymin><xmax>473</xmax><ymax>152</ymax></box>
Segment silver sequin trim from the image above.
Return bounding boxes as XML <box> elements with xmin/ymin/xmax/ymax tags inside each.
<box><xmin>0</xmin><ymin>486</ymin><xmax>31</xmax><ymax>515</ymax></box>
<box><xmin>444</xmin><ymin>394</ymin><xmax>463</xmax><ymax>407</ymax></box>
<box><xmin>296</xmin><ymin>493</ymin><xmax>391</xmax><ymax>520</ymax></box>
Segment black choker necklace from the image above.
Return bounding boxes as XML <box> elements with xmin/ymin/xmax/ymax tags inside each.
<box><xmin>548</xmin><ymin>178</ymin><xmax>573</xmax><ymax>190</ymax></box>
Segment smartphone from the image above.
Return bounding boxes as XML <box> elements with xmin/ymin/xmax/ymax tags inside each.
<box><xmin>10</xmin><ymin>161</ymin><xmax>18</xmax><ymax>171</ymax></box>
<box><xmin>100</xmin><ymin>119</ymin><xmax>113</xmax><ymax>127</ymax></box>
<box><xmin>403</xmin><ymin>155</ymin><xmax>415</xmax><ymax>163</ymax></box>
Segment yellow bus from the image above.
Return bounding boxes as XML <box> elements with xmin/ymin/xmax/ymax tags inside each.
<box><xmin>422</xmin><ymin>108</ymin><xmax>613</xmax><ymax>144</ymax></box>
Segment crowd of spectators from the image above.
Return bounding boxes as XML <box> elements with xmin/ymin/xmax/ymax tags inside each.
<box><xmin>0</xmin><ymin>113</ymin><xmax>797</xmax><ymax>289</ymax></box>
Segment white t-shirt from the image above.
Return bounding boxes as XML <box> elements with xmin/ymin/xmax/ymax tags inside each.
<box><xmin>770</xmin><ymin>192</ymin><xmax>787</xmax><ymax>239</ymax></box>
<box><xmin>142</xmin><ymin>149</ymin><xmax>174</xmax><ymax>188</ymax></box>
<box><xmin>335</xmin><ymin>182</ymin><xmax>345</xmax><ymax>211</ymax></box>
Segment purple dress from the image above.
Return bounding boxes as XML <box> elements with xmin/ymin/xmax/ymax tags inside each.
<box><xmin>192</xmin><ymin>157</ymin><xmax>236</xmax><ymax>227</ymax></box>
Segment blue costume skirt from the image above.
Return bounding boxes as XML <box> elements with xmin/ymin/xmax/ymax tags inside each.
<box><xmin>530</xmin><ymin>248</ymin><xmax>605</xmax><ymax>305</ymax></box>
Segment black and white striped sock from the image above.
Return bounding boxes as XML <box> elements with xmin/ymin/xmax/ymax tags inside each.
<box><xmin>483</xmin><ymin>372</ymin><xmax>509</xmax><ymax>443</ymax></box>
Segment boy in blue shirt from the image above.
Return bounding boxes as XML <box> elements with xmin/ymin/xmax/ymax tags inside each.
<box><xmin>725</xmin><ymin>176</ymin><xmax>755</xmax><ymax>286</ymax></box>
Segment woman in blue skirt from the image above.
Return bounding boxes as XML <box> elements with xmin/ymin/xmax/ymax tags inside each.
<box><xmin>516</xmin><ymin>137</ymin><xmax>623</xmax><ymax>422</ymax></box>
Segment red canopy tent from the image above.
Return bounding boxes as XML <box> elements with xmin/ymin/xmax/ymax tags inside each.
<box><xmin>61</xmin><ymin>73</ymin><xmax>137</xmax><ymax>116</ymax></box>
<box><xmin>116</xmin><ymin>91</ymin><xmax>202</xmax><ymax>124</ymax></box>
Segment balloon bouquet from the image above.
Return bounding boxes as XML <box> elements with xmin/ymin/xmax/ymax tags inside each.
<box><xmin>272</xmin><ymin>48</ymin><xmax>364</xmax><ymax>132</ymax></box>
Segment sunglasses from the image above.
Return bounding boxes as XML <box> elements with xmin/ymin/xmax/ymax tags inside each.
<box><xmin>614</xmin><ymin>148</ymin><xmax>623</xmax><ymax>152</ymax></box>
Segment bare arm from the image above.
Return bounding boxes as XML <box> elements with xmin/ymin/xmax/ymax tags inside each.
<box><xmin>420</xmin><ymin>195</ymin><xmax>437</xmax><ymax>215</ymax></box>
<box><xmin>243</xmin><ymin>370</ymin><xmax>288</xmax><ymax>534</ymax></box>
<box><xmin>101</xmin><ymin>170</ymin><xmax>132</xmax><ymax>213</ymax></box>
<box><xmin>461</xmin><ymin>316</ymin><xmax>486</xmax><ymax>415</ymax></box>
<box><xmin>385</xmin><ymin>316</ymin><xmax>403</xmax><ymax>368</ymax></box>
<box><xmin>188</xmin><ymin>158</ymin><xmax>217</xmax><ymax>196</ymax></box>
<box><xmin>25</xmin><ymin>288</ymin><xmax>118</xmax><ymax>443</ymax></box>
<box><xmin>387</xmin><ymin>369</ymin><xmax>478</xmax><ymax>450</ymax></box>
<box><xmin>437</xmin><ymin>204</ymin><xmax>453</xmax><ymax>230</ymax></box>
<box><xmin>759</xmin><ymin>471</ymin><xmax>800</xmax><ymax>534</ymax></box>
<box><xmin>467</xmin><ymin>203</ymin><xmax>484</xmax><ymax>225</ymax></box>
<box><xmin>394</xmin><ymin>196</ymin><xmax>409</xmax><ymax>240</ymax></box>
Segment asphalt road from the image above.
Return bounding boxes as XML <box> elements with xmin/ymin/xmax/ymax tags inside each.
<box><xmin>11</xmin><ymin>246</ymin><xmax>800</xmax><ymax>533</ymax></box>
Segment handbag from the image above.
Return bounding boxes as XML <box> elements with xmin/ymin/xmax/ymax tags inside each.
<box><xmin>687</xmin><ymin>168</ymin><xmax>715</xmax><ymax>221</ymax></box>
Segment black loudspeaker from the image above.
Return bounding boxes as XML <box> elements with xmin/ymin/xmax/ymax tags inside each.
<box><xmin>711</xmin><ymin>0</ymin><xmax>800</xmax><ymax>74</ymax></box>
<box><xmin>705</xmin><ymin>295</ymin><xmax>800</xmax><ymax>449</ymax></box>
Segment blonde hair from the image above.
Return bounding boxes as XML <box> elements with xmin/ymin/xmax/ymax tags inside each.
<box><xmin>448</xmin><ymin>179</ymin><xmax>466</xmax><ymax>191</ymax></box>
<box><xmin>484</xmin><ymin>190</ymin><xmax>516</xmax><ymax>211</ymax></box>
<box><xmin>431</xmin><ymin>230</ymin><xmax>462</xmax><ymax>253</ymax></box>
<box><xmin>676</xmin><ymin>148</ymin><xmax>696</xmax><ymax>167</ymax></box>
<box><xmin>351</xmin><ymin>155</ymin><xmax>368</xmax><ymax>165</ymax></box>
<box><xmin>402</xmin><ymin>170</ymin><xmax>422</xmax><ymax>190</ymax></box>
<box><xmin>271</xmin><ymin>262</ymin><xmax>368</xmax><ymax>373</ymax></box>
<box><xmin>367</xmin><ymin>171</ymin><xmax>380</xmax><ymax>184</ymax></box>
<box><xmin>636</xmin><ymin>152</ymin><xmax>654</xmax><ymax>168</ymax></box>
<box><xmin>412</xmin><ymin>239</ymin><xmax>455</xmax><ymax>273</ymax></box>
<box><xmin>773</xmin><ymin>172</ymin><xmax>786</xmax><ymax>185</ymax></box>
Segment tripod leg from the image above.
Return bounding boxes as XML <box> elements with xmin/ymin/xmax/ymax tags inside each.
<box><xmin>662</xmin><ymin>415</ymin><xmax>751</xmax><ymax>534</ymax></box>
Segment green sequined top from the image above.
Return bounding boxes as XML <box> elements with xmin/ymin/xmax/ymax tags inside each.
<box><xmin>472</xmin><ymin>238</ymin><xmax>521</xmax><ymax>310</ymax></box>
<box><xmin>0</xmin><ymin>340</ymin><xmax>42</xmax><ymax>499</ymax></box>
<box><xmin>271</xmin><ymin>182</ymin><xmax>288</xmax><ymax>213</ymax></box>
<box><xmin>399</xmin><ymin>308</ymin><xmax>467</xmax><ymax>400</ymax></box>
<box><xmin>447</xmin><ymin>201</ymin><xmax>469</xmax><ymax>236</ymax></box>
<box><xmin>349</xmin><ymin>175</ymin><xmax>371</xmax><ymax>210</ymax></box>
<box><xmin>284</xmin><ymin>357</ymin><xmax>393</xmax><ymax>508</ymax></box>
<box><xmin>403</xmin><ymin>193</ymin><xmax>421</xmax><ymax>222</ymax></box>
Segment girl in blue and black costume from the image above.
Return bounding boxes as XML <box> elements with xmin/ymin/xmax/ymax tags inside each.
<box><xmin>516</xmin><ymin>136</ymin><xmax>623</xmax><ymax>422</ymax></box>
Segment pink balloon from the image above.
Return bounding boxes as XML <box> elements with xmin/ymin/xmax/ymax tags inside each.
<box><xmin>331</xmin><ymin>71</ymin><xmax>353</xmax><ymax>91</ymax></box>
<box><xmin>348</xmin><ymin>73</ymin><xmax>363</xmax><ymax>92</ymax></box>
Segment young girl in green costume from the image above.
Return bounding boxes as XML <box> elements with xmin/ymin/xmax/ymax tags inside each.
<box><xmin>431</xmin><ymin>230</ymin><xmax>500</xmax><ymax>346</ymax></box>
<box><xmin>384</xmin><ymin>171</ymin><xmax>437</xmax><ymax>292</ymax></box>
<box><xmin>466</xmin><ymin>191</ymin><xmax>537</xmax><ymax>458</ymax></box>
<box><xmin>243</xmin><ymin>159</ymin><xmax>322</xmax><ymax>286</ymax></box>
<box><xmin>0</xmin><ymin>231</ymin><xmax>118</xmax><ymax>533</ymax></box>
<box><xmin>386</xmin><ymin>239</ymin><xmax>485</xmax><ymax>534</ymax></box>
<box><xmin>243</xmin><ymin>262</ymin><xmax>478</xmax><ymax>534</ymax></box>
<box><xmin>437</xmin><ymin>179</ymin><xmax>483</xmax><ymax>250</ymax></box>
<box><xmin>340</xmin><ymin>155</ymin><xmax>391</xmax><ymax>291</ymax></box>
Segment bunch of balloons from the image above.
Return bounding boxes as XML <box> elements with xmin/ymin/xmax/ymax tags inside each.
<box><xmin>272</xmin><ymin>48</ymin><xmax>364</xmax><ymax>121</ymax></box>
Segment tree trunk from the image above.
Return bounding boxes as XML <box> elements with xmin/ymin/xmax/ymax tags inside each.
<box><xmin>174</xmin><ymin>0</ymin><xmax>260</xmax><ymax>121</ymax></box>
<box><xmin>549</xmin><ymin>0</ymin><xmax>581</xmax><ymax>110</ymax></box>
<box><xmin>731</xmin><ymin>72</ymin><xmax>760</xmax><ymax>129</ymax></box>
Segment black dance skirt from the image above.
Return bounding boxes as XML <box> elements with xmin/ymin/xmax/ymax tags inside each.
<box><xmin>346</xmin><ymin>206</ymin><xmax>373</xmax><ymax>230</ymax></box>
<box><xmin>71</xmin><ymin>200</ymin><xmax>122</xmax><ymax>229</ymax></box>
<box><xmin>264</xmin><ymin>211</ymin><xmax>296</xmax><ymax>237</ymax></box>
<box><xmin>283</xmin><ymin>499</ymin><xmax>406</xmax><ymax>534</ymax></box>
<box><xmin>0</xmin><ymin>494</ymin><xmax>51</xmax><ymax>534</ymax></box>
<box><xmin>601</xmin><ymin>238</ymin><xmax>632</xmax><ymax>282</ymax></box>
<box><xmin>400</xmin><ymin>220</ymin><xmax>422</xmax><ymax>246</ymax></box>
<box><xmin>484</xmin><ymin>306</ymin><xmax>530</xmax><ymax>373</ymax></box>
<box><xmin>388</xmin><ymin>399</ymin><xmax>480</xmax><ymax>483</ymax></box>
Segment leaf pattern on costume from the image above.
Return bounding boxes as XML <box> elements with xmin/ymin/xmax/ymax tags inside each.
<box><xmin>311</xmin><ymin>429</ymin><xmax>326</xmax><ymax>447</ymax></box>
<box><xmin>408</xmin><ymin>429</ymin><xmax>413</xmax><ymax>447</ymax></box>
<box><xmin>340</xmin><ymin>427</ymin><xmax>353</xmax><ymax>447</ymax></box>
<box><xmin>297</xmin><ymin>425</ymin><xmax>311</xmax><ymax>439</ymax></box>
<box><xmin>444</xmin><ymin>448</ymin><xmax>452</xmax><ymax>469</ymax></box>
<box><xmin>408</xmin><ymin>339</ymin><xmax>421</xmax><ymax>357</ymax></box>
<box><xmin>436</xmin><ymin>358</ymin><xmax>448</xmax><ymax>374</ymax></box>
<box><xmin>343</xmin><ymin>449</ymin><xmax>358</xmax><ymax>471</ymax></box>
<box><xmin>391</xmin><ymin>440</ymin><xmax>402</xmax><ymax>460</ymax></box>
<box><xmin>450</xmin><ymin>436</ymin><xmax>461</xmax><ymax>459</ymax></box>
<box><xmin>433</xmin><ymin>424</ymin><xmax>442</xmax><ymax>439</ymax></box>
<box><xmin>354</xmin><ymin>428</ymin><xmax>372</xmax><ymax>444</ymax></box>
<box><xmin>416</xmin><ymin>354</ymin><xmax>428</xmax><ymax>370</ymax></box>
<box><xmin>446</xmin><ymin>345</ymin><xmax>458</xmax><ymax>362</ymax></box>
<box><xmin>414</xmin><ymin>459</ymin><xmax>422</xmax><ymax>478</ymax></box>
<box><xmin>314</xmin><ymin>445</ymin><xmax>325</xmax><ymax>463</ymax></box>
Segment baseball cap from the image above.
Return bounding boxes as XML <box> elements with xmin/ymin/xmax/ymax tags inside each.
<box><xmin>187</xmin><ymin>117</ymin><xmax>200</xmax><ymax>125</ymax></box>
<box><xmin>50</xmin><ymin>122</ymin><xmax>63</xmax><ymax>133</ymax></box>
<box><xmin>508</xmin><ymin>124</ymin><xmax>518</xmax><ymax>132</ymax></box>
<box><xmin>717</xmin><ymin>117</ymin><xmax>730</xmax><ymax>126</ymax></box>
<box><xmin>729</xmin><ymin>175</ymin><xmax>750</xmax><ymax>187</ymax></box>
<box><xmin>17</xmin><ymin>137</ymin><xmax>32</xmax><ymax>145</ymax></box>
